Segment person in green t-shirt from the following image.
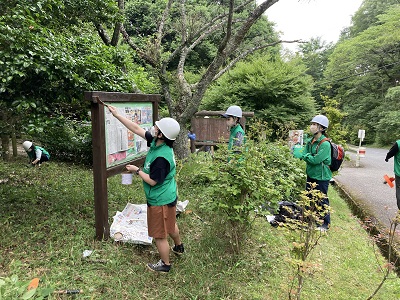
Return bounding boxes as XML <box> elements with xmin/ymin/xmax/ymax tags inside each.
<box><xmin>221</xmin><ymin>105</ymin><xmax>245</xmax><ymax>155</ymax></box>
<box><xmin>22</xmin><ymin>141</ymin><xmax>50</xmax><ymax>166</ymax></box>
<box><xmin>293</xmin><ymin>115</ymin><xmax>332</xmax><ymax>231</ymax></box>
<box><xmin>385</xmin><ymin>140</ymin><xmax>400</xmax><ymax>210</ymax></box>
<box><xmin>108</xmin><ymin>105</ymin><xmax>184</xmax><ymax>273</ymax></box>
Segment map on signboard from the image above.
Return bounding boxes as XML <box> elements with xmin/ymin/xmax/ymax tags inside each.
<box><xmin>104</xmin><ymin>102</ymin><xmax>153</xmax><ymax>168</ymax></box>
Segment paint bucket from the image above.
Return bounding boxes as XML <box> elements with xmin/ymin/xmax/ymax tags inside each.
<box><xmin>358</xmin><ymin>147</ymin><xmax>366</xmax><ymax>157</ymax></box>
<box><xmin>383</xmin><ymin>174</ymin><xmax>395</xmax><ymax>188</ymax></box>
<box><xmin>121</xmin><ymin>173</ymin><xmax>133</xmax><ymax>185</ymax></box>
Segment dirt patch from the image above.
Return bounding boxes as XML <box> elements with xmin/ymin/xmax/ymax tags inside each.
<box><xmin>2</xmin><ymin>140</ymin><xmax>27</xmax><ymax>157</ymax></box>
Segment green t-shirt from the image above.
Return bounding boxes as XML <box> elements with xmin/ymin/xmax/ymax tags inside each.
<box><xmin>228</xmin><ymin>124</ymin><xmax>245</xmax><ymax>151</ymax></box>
<box><xmin>394</xmin><ymin>140</ymin><xmax>400</xmax><ymax>176</ymax></box>
<box><xmin>302</xmin><ymin>135</ymin><xmax>332</xmax><ymax>181</ymax></box>
<box><xmin>142</xmin><ymin>140</ymin><xmax>177</xmax><ymax>206</ymax></box>
<box><xmin>27</xmin><ymin>146</ymin><xmax>50</xmax><ymax>161</ymax></box>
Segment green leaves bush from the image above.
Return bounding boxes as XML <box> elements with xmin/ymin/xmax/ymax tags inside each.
<box><xmin>35</xmin><ymin>117</ymin><xmax>93</xmax><ymax>165</ymax></box>
<box><xmin>177</xmin><ymin>124</ymin><xmax>306</xmax><ymax>253</ymax></box>
<box><xmin>375</xmin><ymin>87</ymin><xmax>400</xmax><ymax>145</ymax></box>
<box><xmin>0</xmin><ymin>275</ymin><xmax>53</xmax><ymax>300</ymax></box>
<box><xmin>202</xmin><ymin>140</ymin><xmax>305</xmax><ymax>224</ymax></box>
<box><xmin>201</xmin><ymin>54</ymin><xmax>316</xmax><ymax>129</ymax></box>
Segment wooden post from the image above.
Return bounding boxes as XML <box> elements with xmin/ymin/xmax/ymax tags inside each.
<box><xmin>85</xmin><ymin>91</ymin><xmax>160</xmax><ymax>240</ymax></box>
<box><xmin>90</xmin><ymin>96</ymin><xmax>109</xmax><ymax>240</ymax></box>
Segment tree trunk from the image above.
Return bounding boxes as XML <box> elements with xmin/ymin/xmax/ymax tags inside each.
<box><xmin>104</xmin><ymin>0</ymin><xmax>284</xmax><ymax>159</ymax></box>
<box><xmin>11</xmin><ymin>129</ymin><xmax>17</xmax><ymax>157</ymax></box>
<box><xmin>1</xmin><ymin>135</ymin><xmax>10</xmax><ymax>161</ymax></box>
<box><xmin>174</xmin><ymin>129</ymin><xmax>190</xmax><ymax>160</ymax></box>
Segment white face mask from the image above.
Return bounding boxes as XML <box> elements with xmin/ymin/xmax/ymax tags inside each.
<box><xmin>150</xmin><ymin>126</ymin><xmax>156</xmax><ymax>137</ymax></box>
<box><xmin>310</xmin><ymin>123</ymin><xmax>319</xmax><ymax>134</ymax></box>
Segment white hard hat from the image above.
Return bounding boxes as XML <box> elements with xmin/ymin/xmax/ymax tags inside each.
<box><xmin>155</xmin><ymin>117</ymin><xmax>180</xmax><ymax>140</ymax></box>
<box><xmin>311</xmin><ymin>115</ymin><xmax>329</xmax><ymax>128</ymax></box>
<box><xmin>22</xmin><ymin>141</ymin><xmax>33</xmax><ymax>151</ymax></box>
<box><xmin>222</xmin><ymin>105</ymin><xmax>242</xmax><ymax>118</ymax></box>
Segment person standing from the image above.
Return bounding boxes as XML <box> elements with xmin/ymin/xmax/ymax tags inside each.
<box><xmin>22</xmin><ymin>141</ymin><xmax>50</xmax><ymax>166</ymax></box>
<box><xmin>294</xmin><ymin>115</ymin><xmax>332</xmax><ymax>231</ymax></box>
<box><xmin>108</xmin><ymin>106</ymin><xmax>184</xmax><ymax>273</ymax></box>
<box><xmin>385</xmin><ymin>140</ymin><xmax>400</xmax><ymax>210</ymax></box>
<box><xmin>221</xmin><ymin>105</ymin><xmax>245</xmax><ymax>154</ymax></box>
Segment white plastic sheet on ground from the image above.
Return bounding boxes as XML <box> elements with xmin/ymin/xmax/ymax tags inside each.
<box><xmin>110</xmin><ymin>200</ymin><xmax>189</xmax><ymax>245</ymax></box>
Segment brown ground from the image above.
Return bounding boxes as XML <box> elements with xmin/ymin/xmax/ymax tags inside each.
<box><xmin>5</xmin><ymin>140</ymin><xmax>26</xmax><ymax>157</ymax></box>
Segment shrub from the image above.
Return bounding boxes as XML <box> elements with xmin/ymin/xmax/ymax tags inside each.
<box><xmin>375</xmin><ymin>110</ymin><xmax>400</xmax><ymax>146</ymax></box>
<box><xmin>37</xmin><ymin>117</ymin><xmax>92</xmax><ymax>166</ymax></box>
<box><xmin>179</xmin><ymin>128</ymin><xmax>306</xmax><ymax>253</ymax></box>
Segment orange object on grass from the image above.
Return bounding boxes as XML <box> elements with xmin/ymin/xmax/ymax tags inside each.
<box><xmin>27</xmin><ymin>278</ymin><xmax>40</xmax><ymax>290</ymax></box>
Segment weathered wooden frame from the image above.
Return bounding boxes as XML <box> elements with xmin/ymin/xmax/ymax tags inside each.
<box><xmin>85</xmin><ymin>91</ymin><xmax>160</xmax><ymax>240</ymax></box>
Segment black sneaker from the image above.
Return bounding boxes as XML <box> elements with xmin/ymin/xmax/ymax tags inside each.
<box><xmin>171</xmin><ymin>243</ymin><xmax>184</xmax><ymax>255</ymax></box>
<box><xmin>147</xmin><ymin>260</ymin><xmax>171</xmax><ymax>273</ymax></box>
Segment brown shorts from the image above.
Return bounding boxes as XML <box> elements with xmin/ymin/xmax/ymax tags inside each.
<box><xmin>147</xmin><ymin>205</ymin><xmax>176</xmax><ymax>238</ymax></box>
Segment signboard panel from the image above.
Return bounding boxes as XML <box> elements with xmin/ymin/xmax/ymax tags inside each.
<box><xmin>104</xmin><ymin>102</ymin><xmax>153</xmax><ymax>168</ymax></box>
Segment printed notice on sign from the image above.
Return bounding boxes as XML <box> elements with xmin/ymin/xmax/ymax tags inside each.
<box><xmin>104</xmin><ymin>102</ymin><xmax>153</xmax><ymax>168</ymax></box>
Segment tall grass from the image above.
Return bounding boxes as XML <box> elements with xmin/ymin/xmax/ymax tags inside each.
<box><xmin>0</xmin><ymin>157</ymin><xmax>399</xmax><ymax>299</ymax></box>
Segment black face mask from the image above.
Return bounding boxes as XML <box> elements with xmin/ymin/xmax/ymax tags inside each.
<box><xmin>154</xmin><ymin>129</ymin><xmax>164</xmax><ymax>142</ymax></box>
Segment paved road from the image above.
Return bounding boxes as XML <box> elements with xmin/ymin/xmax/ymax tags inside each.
<box><xmin>334</xmin><ymin>146</ymin><xmax>398</xmax><ymax>232</ymax></box>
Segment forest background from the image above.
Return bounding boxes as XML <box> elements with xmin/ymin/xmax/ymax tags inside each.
<box><xmin>1</xmin><ymin>0</ymin><xmax>400</xmax><ymax>299</ymax></box>
<box><xmin>1</xmin><ymin>0</ymin><xmax>399</xmax><ymax>162</ymax></box>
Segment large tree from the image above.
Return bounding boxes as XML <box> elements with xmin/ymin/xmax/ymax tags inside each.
<box><xmin>0</xmin><ymin>0</ymin><xmax>155</xmax><ymax>158</ymax></box>
<box><xmin>296</xmin><ymin>37</ymin><xmax>334</xmax><ymax>108</ymax></box>
<box><xmin>96</xmin><ymin>0</ymin><xmax>301</xmax><ymax>158</ymax></box>
<box><xmin>346</xmin><ymin>0</ymin><xmax>400</xmax><ymax>39</ymax></box>
<box><xmin>325</xmin><ymin>5</ymin><xmax>400</xmax><ymax>143</ymax></box>
<box><xmin>201</xmin><ymin>54</ymin><xmax>316</xmax><ymax>128</ymax></box>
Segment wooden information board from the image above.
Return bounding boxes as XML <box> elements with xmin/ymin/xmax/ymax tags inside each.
<box><xmin>85</xmin><ymin>91</ymin><xmax>160</xmax><ymax>240</ymax></box>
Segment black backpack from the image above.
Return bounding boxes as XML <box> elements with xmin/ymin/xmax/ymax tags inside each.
<box><xmin>270</xmin><ymin>201</ymin><xmax>303</xmax><ymax>227</ymax></box>
<box><xmin>317</xmin><ymin>138</ymin><xmax>345</xmax><ymax>172</ymax></box>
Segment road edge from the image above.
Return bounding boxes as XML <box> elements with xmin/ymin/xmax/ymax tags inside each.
<box><xmin>333</xmin><ymin>179</ymin><xmax>400</xmax><ymax>277</ymax></box>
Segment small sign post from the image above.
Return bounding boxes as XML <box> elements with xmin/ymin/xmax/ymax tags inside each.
<box><xmin>356</xmin><ymin>129</ymin><xmax>365</xmax><ymax>167</ymax></box>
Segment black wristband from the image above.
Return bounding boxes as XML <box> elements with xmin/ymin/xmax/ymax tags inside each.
<box><xmin>136</xmin><ymin>168</ymin><xmax>140</xmax><ymax>175</ymax></box>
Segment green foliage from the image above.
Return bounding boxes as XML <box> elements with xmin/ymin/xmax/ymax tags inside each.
<box><xmin>376</xmin><ymin>118</ymin><xmax>400</xmax><ymax>145</ymax></box>
<box><xmin>324</xmin><ymin>5</ymin><xmax>400</xmax><ymax>144</ymax></box>
<box><xmin>375</xmin><ymin>86</ymin><xmax>400</xmax><ymax>145</ymax></box>
<box><xmin>0</xmin><ymin>0</ymin><xmax>157</xmax><ymax>142</ymax></box>
<box><xmin>124</xmin><ymin>0</ymin><xmax>279</xmax><ymax>71</ymax></box>
<box><xmin>277</xmin><ymin>184</ymin><xmax>330</xmax><ymax>299</ymax></box>
<box><xmin>23</xmin><ymin>117</ymin><xmax>93</xmax><ymax>165</ymax></box>
<box><xmin>201</xmin><ymin>54</ymin><xmax>316</xmax><ymax>129</ymax></box>
<box><xmin>347</xmin><ymin>0</ymin><xmax>400</xmax><ymax>38</ymax></box>
<box><xmin>0</xmin><ymin>275</ymin><xmax>54</xmax><ymax>300</ymax></box>
<box><xmin>297</xmin><ymin>37</ymin><xmax>334</xmax><ymax>108</ymax></box>
<box><xmin>209</xmin><ymin>139</ymin><xmax>304</xmax><ymax>222</ymax></box>
<box><xmin>183</xmin><ymin>123</ymin><xmax>305</xmax><ymax>253</ymax></box>
<box><xmin>37</xmin><ymin>118</ymin><xmax>92</xmax><ymax>165</ymax></box>
<box><xmin>320</xmin><ymin>95</ymin><xmax>348</xmax><ymax>147</ymax></box>
<box><xmin>1</xmin><ymin>158</ymin><xmax>400</xmax><ymax>299</ymax></box>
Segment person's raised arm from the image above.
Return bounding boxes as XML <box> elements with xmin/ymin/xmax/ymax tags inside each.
<box><xmin>107</xmin><ymin>105</ymin><xmax>146</xmax><ymax>139</ymax></box>
<box><xmin>385</xmin><ymin>142</ymin><xmax>399</xmax><ymax>162</ymax></box>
